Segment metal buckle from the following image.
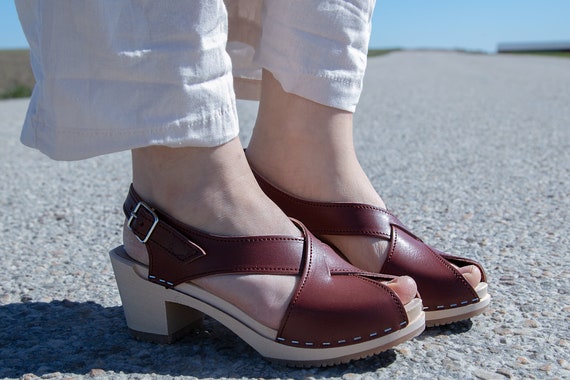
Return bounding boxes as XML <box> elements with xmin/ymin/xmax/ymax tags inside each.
<box><xmin>127</xmin><ymin>201</ymin><xmax>159</xmax><ymax>243</ymax></box>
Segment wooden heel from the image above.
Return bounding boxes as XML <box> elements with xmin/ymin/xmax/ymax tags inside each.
<box><xmin>109</xmin><ymin>246</ymin><xmax>204</xmax><ymax>344</ymax></box>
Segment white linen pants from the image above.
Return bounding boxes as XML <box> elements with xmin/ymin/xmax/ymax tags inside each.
<box><xmin>16</xmin><ymin>0</ymin><xmax>375</xmax><ymax>160</ymax></box>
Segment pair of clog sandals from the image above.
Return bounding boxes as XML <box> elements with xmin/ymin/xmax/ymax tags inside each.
<box><xmin>110</xmin><ymin>171</ymin><xmax>490</xmax><ymax>367</ymax></box>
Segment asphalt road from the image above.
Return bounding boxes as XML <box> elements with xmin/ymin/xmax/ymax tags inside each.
<box><xmin>1</xmin><ymin>51</ymin><xmax>569</xmax><ymax>379</ymax></box>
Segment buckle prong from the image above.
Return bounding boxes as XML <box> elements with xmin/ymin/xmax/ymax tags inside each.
<box><xmin>127</xmin><ymin>201</ymin><xmax>159</xmax><ymax>243</ymax></box>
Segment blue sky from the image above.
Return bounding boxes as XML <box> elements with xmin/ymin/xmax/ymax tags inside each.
<box><xmin>371</xmin><ymin>0</ymin><xmax>570</xmax><ymax>52</ymax></box>
<box><xmin>1</xmin><ymin>1</ymin><xmax>568</xmax><ymax>53</ymax></box>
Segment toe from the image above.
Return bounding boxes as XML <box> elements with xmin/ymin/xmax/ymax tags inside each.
<box><xmin>457</xmin><ymin>264</ymin><xmax>482</xmax><ymax>289</ymax></box>
<box><xmin>385</xmin><ymin>275</ymin><xmax>417</xmax><ymax>305</ymax></box>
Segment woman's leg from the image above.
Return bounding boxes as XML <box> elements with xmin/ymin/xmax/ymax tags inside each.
<box><xmin>125</xmin><ymin>140</ymin><xmax>302</xmax><ymax>330</ymax></box>
<box><xmin>247</xmin><ymin>72</ymin><xmax>481</xmax><ymax>287</ymax></box>
<box><xmin>247</xmin><ymin>1</ymin><xmax>481</xmax><ymax>287</ymax></box>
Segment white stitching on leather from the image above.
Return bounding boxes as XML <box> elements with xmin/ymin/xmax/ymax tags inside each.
<box><xmin>277</xmin><ymin>323</ymin><xmax>406</xmax><ymax>346</ymax></box>
<box><xmin>149</xmin><ymin>275</ymin><xmax>174</xmax><ymax>287</ymax></box>
<box><xmin>424</xmin><ymin>298</ymin><xmax>480</xmax><ymax>310</ymax></box>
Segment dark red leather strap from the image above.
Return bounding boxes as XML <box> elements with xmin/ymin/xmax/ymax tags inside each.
<box><xmin>382</xmin><ymin>225</ymin><xmax>481</xmax><ymax>310</ymax></box>
<box><xmin>253</xmin><ymin>169</ymin><xmax>420</xmax><ymax>240</ymax></box>
<box><xmin>124</xmin><ymin>185</ymin><xmax>304</xmax><ymax>287</ymax></box>
<box><xmin>275</xmin><ymin>222</ymin><xmax>409</xmax><ymax>347</ymax></box>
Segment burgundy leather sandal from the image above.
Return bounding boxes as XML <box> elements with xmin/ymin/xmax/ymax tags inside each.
<box><xmin>251</xmin><ymin>170</ymin><xmax>490</xmax><ymax>327</ymax></box>
<box><xmin>109</xmin><ymin>185</ymin><xmax>425</xmax><ymax>367</ymax></box>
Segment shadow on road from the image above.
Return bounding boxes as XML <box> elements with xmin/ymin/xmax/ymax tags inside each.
<box><xmin>0</xmin><ymin>300</ymin><xmax>401</xmax><ymax>378</ymax></box>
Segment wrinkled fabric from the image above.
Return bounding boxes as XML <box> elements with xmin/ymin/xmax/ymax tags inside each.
<box><xmin>16</xmin><ymin>0</ymin><xmax>375</xmax><ymax>160</ymax></box>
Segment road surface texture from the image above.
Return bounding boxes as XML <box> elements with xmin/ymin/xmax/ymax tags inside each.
<box><xmin>1</xmin><ymin>51</ymin><xmax>569</xmax><ymax>379</ymax></box>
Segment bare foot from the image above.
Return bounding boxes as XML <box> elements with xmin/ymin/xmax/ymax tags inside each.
<box><xmin>247</xmin><ymin>70</ymin><xmax>481</xmax><ymax>289</ymax></box>
<box><xmin>124</xmin><ymin>138</ymin><xmax>415</xmax><ymax>330</ymax></box>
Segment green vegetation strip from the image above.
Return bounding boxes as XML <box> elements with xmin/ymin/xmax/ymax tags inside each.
<box><xmin>500</xmin><ymin>51</ymin><xmax>570</xmax><ymax>58</ymax></box>
<box><xmin>0</xmin><ymin>85</ymin><xmax>33</xmax><ymax>99</ymax></box>
<box><xmin>367</xmin><ymin>49</ymin><xmax>401</xmax><ymax>57</ymax></box>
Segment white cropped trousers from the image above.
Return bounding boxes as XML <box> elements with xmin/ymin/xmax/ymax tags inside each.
<box><xmin>16</xmin><ymin>0</ymin><xmax>375</xmax><ymax>160</ymax></box>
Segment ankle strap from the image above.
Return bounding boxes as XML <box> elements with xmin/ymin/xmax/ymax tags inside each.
<box><xmin>123</xmin><ymin>185</ymin><xmax>304</xmax><ymax>287</ymax></box>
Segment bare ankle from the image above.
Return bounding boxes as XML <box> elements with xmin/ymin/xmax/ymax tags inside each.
<box><xmin>248</xmin><ymin>71</ymin><xmax>385</xmax><ymax>207</ymax></box>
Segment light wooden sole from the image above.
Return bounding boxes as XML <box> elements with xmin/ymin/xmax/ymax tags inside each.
<box><xmin>425</xmin><ymin>283</ymin><xmax>491</xmax><ymax>327</ymax></box>
<box><xmin>109</xmin><ymin>246</ymin><xmax>425</xmax><ymax>367</ymax></box>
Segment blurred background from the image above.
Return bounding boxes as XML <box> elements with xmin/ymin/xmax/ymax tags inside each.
<box><xmin>1</xmin><ymin>0</ymin><xmax>569</xmax><ymax>98</ymax></box>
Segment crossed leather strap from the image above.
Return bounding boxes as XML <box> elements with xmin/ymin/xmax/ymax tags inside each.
<box><xmin>123</xmin><ymin>185</ymin><xmax>410</xmax><ymax>348</ymax></box>
<box><xmin>253</xmin><ymin>170</ymin><xmax>486</xmax><ymax>312</ymax></box>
